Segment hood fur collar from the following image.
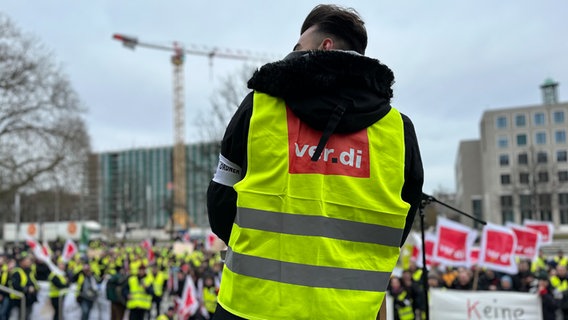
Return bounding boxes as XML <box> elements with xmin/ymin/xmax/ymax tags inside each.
<box><xmin>247</xmin><ymin>50</ymin><xmax>394</xmax><ymax>100</ymax></box>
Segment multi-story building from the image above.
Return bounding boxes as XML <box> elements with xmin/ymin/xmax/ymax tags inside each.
<box><xmin>456</xmin><ymin>79</ymin><xmax>568</xmax><ymax>232</ymax></box>
<box><xmin>87</xmin><ymin>142</ymin><xmax>219</xmax><ymax>230</ymax></box>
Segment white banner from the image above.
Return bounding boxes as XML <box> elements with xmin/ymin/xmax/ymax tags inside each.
<box><xmin>430</xmin><ymin>288</ymin><xmax>542</xmax><ymax>320</ymax></box>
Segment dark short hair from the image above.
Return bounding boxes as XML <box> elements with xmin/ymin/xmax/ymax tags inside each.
<box><xmin>301</xmin><ymin>4</ymin><xmax>367</xmax><ymax>54</ymax></box>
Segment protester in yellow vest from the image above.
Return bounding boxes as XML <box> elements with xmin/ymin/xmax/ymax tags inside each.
<box><xmin>200</xmin><ymin>274</ymin><xmax>219</xmax><ymax>319</ymax></box>
<box><xmin>125</xmin><ymin>264</ymin><xmax>152</xmax><ymax>320</ymax></box>
<box><xmin>207</xmin><ymin>5</ymin><xmax>423</xmax><ymax>319</ymax></box>
<box><xmin>0</xmin><ymin>256</ymin><xmax>15</xmax><ymax>320</ymax></box>
<box><xmin>48</xmin><ymin>261</ymin><xmax>69</xmax><ymax>320</ymax></box>
<box><xmin>8</xmin><ymin>255</ymin><xmax>39</xmax><ymax>320</ymax></box>
<box><xmin>76</xmin><ymin>263</ymin><xmax>100</xmax><ymax>320</ymax></box>
<box><xmin>388</xmin><ymin>277</ymin><xmax>416</xmax><ymax>320</ymax></box>
<box><xmin>531</xmin><ymin>249</ymin><xmax>549</xmax><ymax>273</ymax></box>
<box><xmin>145</xmin><ymin>263</ymin><xmax>168</xmax><ymax>316</ymax></box>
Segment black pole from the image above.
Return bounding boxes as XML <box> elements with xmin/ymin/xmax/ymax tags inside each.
<box><xmin>417</xmin><ymin>193</ymin><xmax>487</xmax><ymax>320</ymax></box>
<box><xmin>419</xmin><ymin>196</ymin><xmax>431</xmax><ymax>320</ymax></box>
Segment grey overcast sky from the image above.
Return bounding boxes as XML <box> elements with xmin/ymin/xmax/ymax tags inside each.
<box><xmin>2</xmin><ymin>1</ymin><xmax>567</xmax><ymax>194</ymax></box>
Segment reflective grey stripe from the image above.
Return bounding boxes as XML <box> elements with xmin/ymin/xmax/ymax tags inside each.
<box><xmin>225</xmin><ymin>248</ymin><xmax>391</xmax><ymax>292</ymax></box>
<box><xmin>235</xmin><ymin>207</ymin><xmax>402</xmax><ymax>247</ymax></box>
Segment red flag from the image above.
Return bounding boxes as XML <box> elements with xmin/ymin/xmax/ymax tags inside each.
<box><xmin>41</xmin><ymin>240</ymin><xmax>52</xmax><ymax>259</ymax></box>
<box><xmin>479</xmin><ymin>223</ymin><xmax>518</xmax><ymax>274</ymax></box>
<box><xmin>412</xmin><ymin>232</ymin><xmax>436</xmax><ymax>269</ymax></box>
<box><xmin>523</xmin><ymin>220</ymin><xmax>554</xmax><ymax>245</ymax></box>
<box><xmin>433</xmin><ymin>217</ymin><xmax>477</xmax><ymax>267</ymax></box>
<box><xmin>141</xmin><ymin>239</ymin><xmax>152</xmax><ymax>250</ymax></box>
<box><xmin>62</xmin><ymin>239</ymin><xmax>79</xmax><ymax>263</ymax></box>
<box><xmin>177</xmin><ymin>276</ymin><xmax>199</xmax><ymax>319</ymax></box>
<box><xmin>205</xmin><ymin>230</ymin><xmax>219</xmax><ymax>251</ymax></box>
<box><xmin>140</xmin><ymin>238</ymin><xmax>155</xmax><ymax>263</ymax></box>
<box><xmin>507</xmin><ymin>223</ymin><xmax>541</xmax><ymax>261</ymax></box>
<box><xmin>25</xmin><ymin>237</ymin><xmax>49</xmax><ymax>263</ymax></box>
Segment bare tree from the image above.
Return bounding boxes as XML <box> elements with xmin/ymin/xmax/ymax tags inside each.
<box><xmin>0</xmin><ymin>14</ymin><xmax>90</xmax><ymax>209</ymax></box>
<box><xmin>195</xmin><ymin>64</ymin><xmax>256</xmax><ymax>143</ymax></box>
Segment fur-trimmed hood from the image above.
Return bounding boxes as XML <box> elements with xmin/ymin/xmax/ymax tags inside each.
<box><xmin>247</xmin><ymin>50</ymin><xmax>395</xmax><ymax>133</ymax></box>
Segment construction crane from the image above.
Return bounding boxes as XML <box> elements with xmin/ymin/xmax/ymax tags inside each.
<box><xmin>112</xmin><ymin>33</ymin><xmax>272</xmax><ymax>231</ymax></box>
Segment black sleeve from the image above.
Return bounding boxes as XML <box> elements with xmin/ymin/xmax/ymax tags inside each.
<box><xmin>400</xmin><ymin>114</ymin><xmax>424</xmax><ymax>247</ymax></box>
<box><xmin>207</xmin><ymin>92</ymin><xmax>253</xmax><ymax>244</ymax></box>
<box><xmin>52</xmin><ymin>275</ymin><xmax>68</xmax><ymax>289</ymax></box>
<box><xmin>11</xmin><ymin>272</ymin><xmax>24</xmax><ymax>292</ymax></box>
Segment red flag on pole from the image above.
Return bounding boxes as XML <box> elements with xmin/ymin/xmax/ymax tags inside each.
<box><xmin>478</xmin><ymin>223</ymin><xmax>518</xmax><ymax>274</ymax></box>
<box><xmin>412</xmin><ymin>232</ymin><xmax>436</xmax><ymax>269</ymax></box>
<box><xmin>204</xmin><ymin>230</ymin><xmax>219</xmax><ymax>251</ymax></box>
<box><xmin>507</xmin><ymin>223</ymin><xmax>541</xmax><ymax>261</ymax></box>
<box><xmin>433</xmin><ymin>217</ymin><xmax>477</xmax><ymax>267</ymax></box>
<box><xmin>62</xmin><ymin>239</ymin><xmax>79</xmax><ymax>263</ymax></box>
<box><xmin>177</xmin><ymin>276</ymin><xmax>199</xmax><ymax>319</ymax></box>
<box><xmin>140</xmin><ymin>238</ymin><xmax>155</xmax><ymax>263</ymax></box>
<box><xmin>25</xmin><ymin>237</ymin><xmax>49</xmax><ymax>263</ymax></box>
<box><xmin>523</xmin><ymin>220</ymin><xmax>554</xmax><ymax>245</ymax></box>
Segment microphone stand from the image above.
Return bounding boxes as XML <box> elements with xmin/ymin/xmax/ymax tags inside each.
<box><xmin>418</xmin><ymin>193</ymin><xmax>487</xmax><ymax>320</ymax></box>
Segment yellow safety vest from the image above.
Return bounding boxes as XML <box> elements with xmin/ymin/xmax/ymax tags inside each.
<box><xmin>156</xmin><ymin>315</ymin><xmax>169</xmax><ymax>320</ymax></box>
<box><xmin>9</xmin><ymin>267</ymin><xmax>39</xmax><ymax>300</ymax></box>
<box><xmin>551</xmin><ymin>276</ymin><xmax>568</xmax><ymax>291</ymax></box>
<box><xmin>555</xmin><ymin>256</ymin><xmax>568</xmax><ymax>267</ymax></box>
<box><xmin>48</xmin><ymin>272</ymin><xmax>68</xmax><ymax>298</ymax></box>
<box><xmin>218</xmin><ymin>93</ymin><xmax>409</xmax><ymax>320</ymax></box>
<box><xmin>0</xmin><ymin>265</ymin><xmax>8</xmax><ymax>286</ymax></box>
<box><xmin>203</xmin><ymin>287</ymin><xmax>218</xmax><ymax>313</ymax></box>
<box><xmin>531</xmin><ymin>257</ymin><xmax>547</xmax><ymax>272</ymax></box>
<box><xmin>396</xmin><ymin>291</ymin><xmax>415</xmax><ymax>320</ymax></box>
<box><xmin>126</xmin><ymin>276</ymin><xmax>152</xmax><ymax>310</ymax></box>
<box><xmin>145</xmin><ymin>271</ymin><xmax>168</xmax><ymax>297</ymax></box>
<box><xmin>412</xmin><ymin>269</ymin><xmax>423</xmax><ymax>282</ymax></box>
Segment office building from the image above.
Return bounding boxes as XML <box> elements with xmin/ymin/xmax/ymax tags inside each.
<box><xmin>456</xmin><ymin>79</ymin><xmax>568</xmax><ymax>231</ymax></box>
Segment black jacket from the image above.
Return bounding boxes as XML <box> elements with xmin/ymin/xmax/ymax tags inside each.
<box><xmin>207</xmin><ymin>50</ymin><xmax>424</xmax><ymax>247</ymax></box>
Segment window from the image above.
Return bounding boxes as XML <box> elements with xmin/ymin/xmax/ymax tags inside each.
<box><xmin>559</xmin><ymin>171</ymin><xmax>568</xmax><ymax>182</ymax></box>
<box><xmin>496</xmin><ymin>116</ymin><xmax>507</xmax><ymax>129</ymax></box>
<box><xmin>558</xmin><ymin>150</ymin><xmax>567</xmax><ymax>162</ymax></box>
<box><xmin>535</xmin><ymin>132</ymin><xmax>547</xmax><ymax>145</ymax></box>
<box><xmin>516</xmin><ymin>134</ymin><xmax>527</xmax><ymax>146</ymax></box>
<box><xmin>554</xmin><ymin>110</ymin><xmax>565</xmax><ymax>124</ymax></box>
<box><xmin>472</xmin><ymin>199</ymin><xmax>483</xmax><ymax>229</ymax></box>
<box><xmin>501</xmin><ymin>174</ymin><xmax>511</xmax><ymax>185</ymax></box>
<box><xmin>515</xmin><ymin>114</ymin><xmax>526</xmax><ymax>127</ymax></box>
<box><xmin>501</xmin><ymin>195</ymin><xmax>514</xmax><ymax>224</ymax></box>
<box><xmin>519</xmin><ymin>172</ymin><xmax>530</xmax><ymax>184</ymax></box>
<box><xmin>499</xmin><ymin>154</ymin><xmax>509</xmax><ymax>166</ymax></box>
<box><xmin>518</xmin><ymin>153</ymin><xmax>528</xmax><ymax>165</ymax></box>
<box><xmin>556</xmin><ymin>130</ymin><xmax>567</xmax><ymax>144</ymax></box>
<box><xmin>539</xmin><ymin>194</ymin><xmax>552</xmax><ymax>221</ymax></box>
<box><xmin>498</xmin><ymin>136</ymin><xmax>508</xmax><ymax>148</ymax></box>
<box><xmin>534</xmin><ymin>112</ymin><xmax>545</xmax><ymax>126</ymax></box>
<box><xmin>560</xmin><ymin>193</ymin><xmax>568</xmax><ymax>224</ymax></box>
<box><xmin>520</xmin><ymin>195</ymin><xmax>533</xmax><ymax>221</ymax></box>
<box><xmin>538</xmin><ymin>171</ymin><xmax>549</xmax><ymax>183</ymax></box>
<box><xmin>537</xmin><ymin>152</ymin><xmax>548</xmax><ymax>164</ymax></box>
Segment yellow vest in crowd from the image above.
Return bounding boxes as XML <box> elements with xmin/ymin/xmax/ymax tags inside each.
<box><xmin>126</xmin><ymin>275</ymin><xmax>152</xmax><ymax>310</ymax></box>
<box><xmin>48</xmin><ymin>272</ymin><xmax>68</xmax><ymax>298</ymax></box>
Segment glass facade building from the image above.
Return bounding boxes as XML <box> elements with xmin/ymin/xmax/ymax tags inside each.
<box><xmin>93</xmin><ymin>142</ymin><xmax>219</xmax><ymax>229</ymax></box>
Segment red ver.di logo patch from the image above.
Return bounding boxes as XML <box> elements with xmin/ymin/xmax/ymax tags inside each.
<box><xmin>287</xmin><ymin>108</ymin><xmax>370</xmax><ymax>177</ymax></box>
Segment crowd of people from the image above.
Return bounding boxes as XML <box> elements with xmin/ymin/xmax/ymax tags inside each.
<box><xmin>0</xmin><ymin>239</ymin><xmax>221</xmax><ymax>320</ymax></box>
<box><xmin>6</xmin><ymin>238</ymin><xmax>568</xmax><ymax>320</ymax></box>
<box><xmin>389</xmin><ymin>249</ymin><xmax>568</xmax><ymax>320</ymax></box>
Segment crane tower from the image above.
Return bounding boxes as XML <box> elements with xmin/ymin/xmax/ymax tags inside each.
<box><xmin>112</xmin><ymin>33</ymin><xmax>271</xmax><ymax>230</ymax></box>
